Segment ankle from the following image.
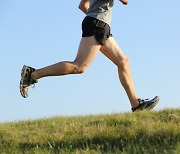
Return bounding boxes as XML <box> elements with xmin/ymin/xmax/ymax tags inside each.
<box><xmin>31</xmin><ymin>71</ymin><xmax>38</xmax><ymax>80</ymax></box>
<box><xmin>131</xmin><ymin>99</ymin><xmax>139</xmax><ymax>108</ymax></box>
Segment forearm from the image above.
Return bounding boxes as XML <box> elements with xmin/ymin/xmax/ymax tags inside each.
<box><xmin>79</xmin><ymin>0</ymin><xmax>90</xmax><ymax>14</ymax></box>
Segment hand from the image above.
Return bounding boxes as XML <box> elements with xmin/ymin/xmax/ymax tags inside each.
<box><xmin>119</xmin><ymin>0</ymin><xmax>128</xmax><ymax>5</ymax></box>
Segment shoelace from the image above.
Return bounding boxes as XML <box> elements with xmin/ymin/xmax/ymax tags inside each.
<box><xmin>138</xmin><ymin>98</ymin><xmax>150</xmax><ymax>104</ymax></box>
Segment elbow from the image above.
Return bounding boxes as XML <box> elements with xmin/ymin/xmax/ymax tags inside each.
<box><xmin>78</xmin><ymin>2</ymin><xmax>84</xmax><ymax>11</ymax></box>
<box><xmin>78</xmin><ymin>4</ymin><xmax>87</xmax><ymax>14</ymax></box>
<box><xmin>78</xmin><ymin>4</ymin><xmax>82</xmax><ymax>10</ymax></box>
<box><xmin>79</xmin><ymin>4</ymin><xmax>85</xmax><ymax>13</ymax></box>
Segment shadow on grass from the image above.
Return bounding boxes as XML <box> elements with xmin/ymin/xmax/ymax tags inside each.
<box><xmin>18</xmin><ymin>132</ymin><xmax>179</xmax><ymax>153</ymax></box>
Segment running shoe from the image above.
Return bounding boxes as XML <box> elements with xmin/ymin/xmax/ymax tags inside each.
<box><xmin>132</xmin><ymin>96</ymin><xmax>159</xmax><ymax>112</ymax></box>
<box><xmin>20</xmin><ymin>65</ymin><xmax>38</xmax><ymax>98</ymax></box>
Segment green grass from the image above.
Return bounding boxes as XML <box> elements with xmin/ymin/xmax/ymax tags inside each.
<box><xmin>0</xmin><ymin>109</ymin><xmax>180</xmax><ymax>154</ymax></box>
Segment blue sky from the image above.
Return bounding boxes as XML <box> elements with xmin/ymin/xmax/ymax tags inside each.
<box><xmin>0</xmin><ymin>0</ymin><xmax>180</xmax><ymax>123</ymax></box>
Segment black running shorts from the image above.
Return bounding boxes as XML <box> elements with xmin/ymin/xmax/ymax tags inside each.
<box><xmin>82</xmin><ymin>16</ymin><xmax>112</xmax><ymax>45</ymax></box>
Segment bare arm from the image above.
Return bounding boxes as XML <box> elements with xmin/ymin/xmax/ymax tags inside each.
<box><xmin>79</xmin><ymin>0</ymin><xmax>90</xmax><ymax>14</ymax></box>
<box><xmin>119</xmin><ymin>0</ymin><xmax>128</xmax><ymax>5</ymax></box>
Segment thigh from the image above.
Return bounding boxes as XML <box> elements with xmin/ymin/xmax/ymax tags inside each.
<box><xmin>100</xmin><ymin>37</ymin><xmax>127</xmax><ymax>66</ymax></box>
<box><xmin>74</xmin><ymin>36</ymin><xmax>101</xmax><ymax>68</ymax></box>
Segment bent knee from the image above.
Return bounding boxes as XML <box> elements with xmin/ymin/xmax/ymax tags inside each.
<box><xmin>76</xmin><ymin>66</ymin><xmax>87</xmax><ymax>74</ymax></box>
<box><xmin>73</xmin><ymin>64</ymin><xmax>88</xmax><ymax>74</ymax></box>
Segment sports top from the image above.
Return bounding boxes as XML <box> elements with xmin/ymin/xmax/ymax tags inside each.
<box><xmin>86</xmin><ymin>0</ymin><xmax>114</xmax><ymax>26</ymax></box>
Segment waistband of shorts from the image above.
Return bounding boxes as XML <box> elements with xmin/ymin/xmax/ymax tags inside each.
<box><xmin>85</xmin><ymin>16</ymin><xmax>108</xmax><ymax>28</ymax></box>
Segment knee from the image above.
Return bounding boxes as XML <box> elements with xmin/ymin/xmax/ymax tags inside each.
<box><xmin>76</xmin><ymin>66</ymin><xmax>87</xmax><ymax>74</ymax></box>
<box><xmin>117</xmin><ymin>57</ymin><xmax>130</xmax><ymax>71</ymax></box>
<box><xmin>73</xmin><ymin>64</ymin><xmax>88</xmax><ymax>74</ymax></box>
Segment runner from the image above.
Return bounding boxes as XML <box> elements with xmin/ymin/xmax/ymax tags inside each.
<box><xmin>20</xmin><ymin>0</ymin><xmax>159</xmax><ymax>112</ymax></box>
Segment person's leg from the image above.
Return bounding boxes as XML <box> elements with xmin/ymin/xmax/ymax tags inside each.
<box><xmin>20</xmin><ymin>36</ymin><xmax>101</xmax><ymax>98</ymax></box>
<box><xmin>31</xmin><ymin>36</ymin><xmax>101</xmax><ymax>80</ymax></box>
<box><xmin>100</xmin><ymin>37</ymin><xmax>139</xmax><ymax>108</ymax></box>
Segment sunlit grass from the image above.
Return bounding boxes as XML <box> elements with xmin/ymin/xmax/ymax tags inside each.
<box><xmin>0</xmin><ymin>109</ymin><xmax>179</xmax><ymax>153</ymax></box>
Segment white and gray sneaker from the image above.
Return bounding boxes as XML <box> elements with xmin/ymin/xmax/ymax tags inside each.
<box><xmin>20</xmin><ymin>65</ymin><xmax>38</xmax><ymax>98</ymax></box>
<box><xmin>132</xmin><ymin>96</ymin><xmax>160</xmax><ymax>112</ymax></box>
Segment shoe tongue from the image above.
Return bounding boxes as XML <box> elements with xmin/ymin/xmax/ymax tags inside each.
<box><xmin>138</xmin><ymin>99</ymin><xmax>146</xmax><ymax>105</ymax></box>
<box><xmin>138</xmin><ymin>98</ymin><xmax>141</xmax><ymax>101</ymax></box>
<box><xmin>138</xmin><ymin>98</ymin><xmax>143</xmax><ymax>104</ymax></box>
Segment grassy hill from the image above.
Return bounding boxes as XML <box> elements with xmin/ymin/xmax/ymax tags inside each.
<box><xmin>0</xmin><ymin>109</ymin><xmax>179</xmax><ymax>154</ymax></box>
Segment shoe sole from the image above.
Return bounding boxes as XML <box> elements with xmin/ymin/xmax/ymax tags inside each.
<box><xmin>20</xmin><ymin>65</ymin><xmax>28</xmax><ymax>98</ymax></box>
